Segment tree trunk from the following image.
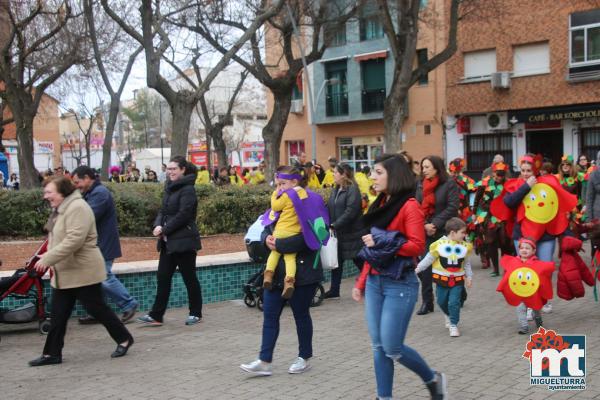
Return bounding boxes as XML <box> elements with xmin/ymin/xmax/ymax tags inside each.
<box><xmin>383</xmin><ymin>69</ymin><xmax>410</xmax><ymax>154</ymax></box>
<box><xmin>85</xmin><ymin>135</ymin><xmax>92</xmax><ymax>167</ymax></box>
<box><xmin>169</xmin><ymin>98</ymin><xmax>196</xmax><ymax>158</ymax></box>
<box><xmin>262</xmin><ymin>90</ymin><xmax>292</xmax><ymax>181</ymax></box>
<box><xmin>211</xmin><ymin>126</ymin><xmax>228</xmax><ymax>170</ymax></box>
<box><xmin>101</xmin><ymin>99</ymin><xmax>120</xmax><ymax>180</ymax></box>
<box><xmin>15</xmin><ymin>113</ymin><xmax>39</xmax><ymax>189</ymax></box>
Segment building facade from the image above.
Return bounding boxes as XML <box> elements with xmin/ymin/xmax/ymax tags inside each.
<box><xmin>268</xmin><ymin>0</ymin><xmax>448</xmax><ymax>170</ymax></box>
<box><xmin>445</xmin><ymin>0</ymin><xmax>600</xmax><ymax>175</ymax></box>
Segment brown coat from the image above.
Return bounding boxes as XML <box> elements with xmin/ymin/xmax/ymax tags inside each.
<box><xmin>40</xmin><ymin>191</ymin><xmax>106</xmax><ymax>289</ymax></box>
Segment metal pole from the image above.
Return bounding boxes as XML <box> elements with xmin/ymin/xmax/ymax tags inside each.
<box><xmin>159</xmin><ymin>102</ymin><xmax>164</xmax><ymax>165</ymax></box>
<box><xmin>286</xmin><ymin>4</ymin><xmax>317</xmax><ymax>162</ymax></box>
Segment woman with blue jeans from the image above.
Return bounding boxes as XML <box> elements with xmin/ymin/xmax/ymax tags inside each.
<box><xmin>352</xmin><ymin>154</ymin><xmax>447</xmax><ymax>400</ymax></box>
<box><xmin>241</xmin><ymin>173</ymin><xmax>324</xmax><ymax>376</ymax></box>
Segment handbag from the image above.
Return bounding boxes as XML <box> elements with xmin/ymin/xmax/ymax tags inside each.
<box><xmin>320</xmin><ymin>229</ymin><xmax>338</xmax><ymax>270</ymax></box>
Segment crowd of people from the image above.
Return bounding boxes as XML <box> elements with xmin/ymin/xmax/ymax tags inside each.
<box><xmin>17</xmin><ymin>148</ymin><xmax>600</xmax><ymax>400</ymax></box>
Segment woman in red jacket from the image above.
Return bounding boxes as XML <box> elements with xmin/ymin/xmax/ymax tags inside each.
<box><xmin>352</xmin><ymin>154</ymin><xmax>447</xmax><ymax>400</ymax></box>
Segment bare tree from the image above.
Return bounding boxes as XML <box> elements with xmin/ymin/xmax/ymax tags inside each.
<box><xmin>100</xmin><ymin>0</ymin><xmax>285</xmax><ymax>158</ymax></box>
<box><xmin>189</xmin><ymin>0</ymin><xmax>363</xmax><ymax>178</ymax></box>
<box><xmin>0</xmin><ymin>1</ymin><xmax>87</xmax><ymax>188</ymax></box>
<box><xmin>197</xmin><ymin>70</ymin><xmax>249</xmax><ymax>170</ymax></box>
<box><xmin>376</xmin><ymin>0</ymin><xmax>486</xmax><ymax>153</ymax></box>
<box><xmin>84</xmin><ymin>0</ymin><xmax>142</xmax><ymax>180</ymax></box>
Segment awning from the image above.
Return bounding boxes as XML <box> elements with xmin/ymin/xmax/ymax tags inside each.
<box><xmin>354</xmin><ymin>50</ymin><xmax>388</xmax><ymax>62</ymax></box>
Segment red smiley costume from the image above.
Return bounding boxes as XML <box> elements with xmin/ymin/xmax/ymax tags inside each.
<box><xmin>490</xmin><ymin>174</ymin><xmax>577</xmax><ymax>241</ymax></box>
<box><xmin>496</xmin><ymin>254</ymin><xmax>554</xmax><ymax>310</ymax></box>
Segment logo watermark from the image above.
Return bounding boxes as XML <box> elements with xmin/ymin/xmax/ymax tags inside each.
<box><xmin>523</xmin><ymin>327</ymin><xmax>586</xmax><ymax>391</ymax></box>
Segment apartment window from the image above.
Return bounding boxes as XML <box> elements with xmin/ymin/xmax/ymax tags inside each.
<box><xmin>424</xmin><ymin>124</ymin><xmax>431</xmax><ymax>135</ymax></box>
<box><xmin>292</xmin><ymin>84</ymin><xmax>302</xmax><ymax>101</ymax></box>
<box><xmin>465</xmin><ymin>133</ymin><xmax>512</xmax><ymax>171</ymax></box>
<box><xmin>325</xmin><ymin>60</ymin><xmax>348</xmax><ymax>117</ymax></box>
<box><xmin>325</xmin><ymin>23</ymin><xmax>346</xmax><ymax>47</ymax></box>
<box><xmin>463</xmin><ymin>49</ymin><xmax>496</xmax><ymax>80</ymax></box>
<box><xmin>360</xmin><ymin>16</ymin><xmax>384</xmax><ymax>41</ymax></box>
<box><xmin>361</xmin><ymin>58</ymin><xmax>386</xmax><ymax>113</ymax></box>
<box><xmin>580</xmin><ymin>127</ymin><xmax>600</xmax><ymax>162</ymax></box>
<box><xmin>513</xmin><ymin>42</ymin><xmax>550</xmax><ymax>76</ymax></box>
<box><xmin>417</xmin><ymin>48</ymin><xmax>429</xmax><ymax>85</ymax></box>
<box><xmin>287</xmin><ymin>140</ymin><xmax>305</xmax><ymax>163</ymax></box>
<box><xmin>570</xmin><ymin>9</ymin><xmax>600</xmax><ymax>65</ymax></box>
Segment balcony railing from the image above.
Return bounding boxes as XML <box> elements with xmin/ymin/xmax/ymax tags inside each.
<box><xmin>326</xmin><ymin>92</ymin><xmax>349</xmax><ymax>117</ymax></box>
<box><xmin>361</xmin><ymin>89</ymin><xmax>385</xmax><ymax>113</ymax></box>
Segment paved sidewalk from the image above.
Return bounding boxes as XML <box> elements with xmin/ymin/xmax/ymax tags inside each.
<box><xmin>1</xmin><ymin>259</ymin><xmax>599</xmax><ymax>399</ymax></box>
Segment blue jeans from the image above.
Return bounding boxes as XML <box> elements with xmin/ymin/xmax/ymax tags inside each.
<box><xmin>365</xmin><ymin>273</ymin><xmax>435</xmax><ymax>398</ymax></box>
<box><xmin>436</xmin><ymin>284</ymin><xmax>464</xmax><ymax>325</ymax></box>
<box><xmin>259</xmin><ymin>283</ymin><xmax>317</xmax><ymax>363</ymax></box>
<box><xmin>513</xmin><ymin>239</ymin><xmax>555</xmax><ymax>262</ymax></box>
<box><xmin>103</xmin><ymin>260</ymin><xmax>138</xmax><ymax>312</ymax></box>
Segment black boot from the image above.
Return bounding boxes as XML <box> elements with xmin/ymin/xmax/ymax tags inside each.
<box><xmin>416</xmin><ymin>302</ymin><xmax>434</xmax><ymax>315</ymax></box>
<box><xmin>427</xmin><ymin>371</ymin><xmax>447</xmax><ymax>399</ymax></box>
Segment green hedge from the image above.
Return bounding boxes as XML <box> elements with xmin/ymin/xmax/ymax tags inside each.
<box><xmin>0</xmin><ymin>183</ymin><xmax>331</xmax><ymax>238</ymax></box>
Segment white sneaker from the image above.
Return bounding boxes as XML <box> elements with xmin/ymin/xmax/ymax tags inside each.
<box><xmin>542</xmin><ymin>303</ymin><xmax>553</xmax><ymax>313</ymax></box>
<box><xmin>444</xmin><ymin>315</ymin><xmax>450</xmax><ymax>328</ymax></box>
<box><xmin>526</xmin><ymin>308</ymin><xmax>533</xmax><ymax>321</ymax></box>
<box><xmin>288</xmin><ymin>357</ymin><xmax>311</xmax><ymax>374</ymax></box>
<box><xmin>449</xmin><ymin>325</ymin><xmax>460</xmax><ymax>337</ymax></box>
<box><xmin>240</xmin><ymin>359</ymin><xmax>272</xmax><ymax>376</ymax></box>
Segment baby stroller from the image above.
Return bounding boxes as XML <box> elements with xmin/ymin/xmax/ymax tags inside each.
<box><xmin>243</xmin><ymin>216</ymin><xmax>325</xmax><ymax>311</ymax></box>
<box><xmin>0</xmin><ymin>239</ymin><xmax>51</xmax><ymax>336</ymax></box>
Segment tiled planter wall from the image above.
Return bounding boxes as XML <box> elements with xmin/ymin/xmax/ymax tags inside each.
<box><xmin>1</xmin><ymin>260</ymin><xmax>359</xmax><ymax>317</ymax></box>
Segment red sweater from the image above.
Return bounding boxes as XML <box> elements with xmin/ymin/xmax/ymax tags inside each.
<box><xmin>354</xmin><ymin>198</ymin><xmax>425</xmax><ymax>291</ymax></box>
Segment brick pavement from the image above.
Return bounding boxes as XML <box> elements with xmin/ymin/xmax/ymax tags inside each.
<box><xmin>1</xmin><ymin>256</ymin><xmax>599</xmax><ymax>399</ymax></box>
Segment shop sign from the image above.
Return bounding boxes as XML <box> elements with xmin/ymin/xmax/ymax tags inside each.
<box><xmin>509</xmin><ymin>104</ymin><xmax>600</xmax><ymax>124</ymax></box>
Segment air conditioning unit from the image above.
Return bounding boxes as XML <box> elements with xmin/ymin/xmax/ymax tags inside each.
<box><xmin>290</xmin><ymin>99</ymin><xmax>303</xmax><ymax>114</ymax></box>
<box><xmin>490</xmin><ymin>71</ymin><xmax>511</xmax><ymax>89</ymax></box>
<box><xmin>486</xmin><ymin>112</ymin><xmax>509</xmax><ymax>130</ymax></box>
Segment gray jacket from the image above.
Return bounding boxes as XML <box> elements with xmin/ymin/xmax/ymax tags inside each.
<box><xmin>327</xmin><ymin>184</ymin><xmax>366</xmax><ymax>260</ymax></box>
<box><xmin>585</xmin><ymin>168</ymin><xmax>600</xmax><ymax>221</ymax></box>
<box><xmin>415</xmin><ymin>179</ymin><xmax>460</xmax><ymax>236</ymax></box>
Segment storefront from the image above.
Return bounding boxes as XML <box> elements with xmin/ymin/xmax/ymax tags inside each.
<box><xmin>446</xmin><ymin>102</ymin><xmax>600</xmax><ymax>175</ymax></box>
<box><xmin>338</xmin><ymin>135</ymin><xmax>383</xmax><ymax>171</ymax></box>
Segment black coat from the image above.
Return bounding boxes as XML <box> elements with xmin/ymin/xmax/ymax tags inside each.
<box><xmin>154</xmin><ymin>174</ymin><xmax>202</xmax><ymax>254</ymax></box>
<box><xmin>415</xmin><ymin>179</ymin><xmax>459</xmax><ymax>238</ymax></box>
<box><xmin>327</xmin><ymin>184</ymin><xmax>365</xmax><ymax>260</ymax></box>
<box><xmin>261</xmin><ymin>226</ymin><xmax>323</xmax><ymax>287</ymax></box>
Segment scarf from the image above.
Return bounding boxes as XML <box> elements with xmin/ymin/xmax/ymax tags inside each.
<box><xmin>421</xmin><ymin>176</ymin><xmax>439</xmax><ymax>219</ymax></box>
<box><xmin>362</xmin><ymin>190</ymin><xmax>415</xmax><ymax>230</ymax></box>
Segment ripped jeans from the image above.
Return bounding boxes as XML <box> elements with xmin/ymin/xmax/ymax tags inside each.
<box><xmin>365</xmin><ymin>273</ymin><xmax>435</xmax><ymax>398</ymax></box>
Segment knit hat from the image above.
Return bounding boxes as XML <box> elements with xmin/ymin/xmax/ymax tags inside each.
<box><xmin>518</xmin><ymin>237</ymin><xmax>536</xmax><ymax>251</ymax></box>
<box><xmin>492</xmin><ymin>162</ymin><xmax>509</xmax><ymax>172</ymax></box>
<box><xmin>448</xmin><ymin>158</ymin><xmax>465</xmax><ymax>173</ymax></box>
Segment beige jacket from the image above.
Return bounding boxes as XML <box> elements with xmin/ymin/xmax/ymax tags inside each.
<box><xmin>40</xmin><ymin>191</ymin><xmax>106</xmax><ymax>289</ymax></box>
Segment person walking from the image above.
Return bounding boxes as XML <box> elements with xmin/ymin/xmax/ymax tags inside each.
<box><xmin>29</xmin><ymin>176</ymin><xmax>133</xmax><ymax>366</ymax></box>
<box><xmin>325</xmin><ymin>163</ymin><xmax>365</xmax><ymax>299</ymax></box>
<box><xmin>138</xmin><ymin>156</ymin><xmax>203</xmax><ymax>326</ymax></box>
<box><xmin>240</xmin><ymin>173</ymin><xmax>325</xmax><ymax>376</ymax></box>
<box><xmin>352</xmin><ymin>154</ymin><xmax>447</xmax><ymax>400</ymax></box>
<box><xmin>71</xmin><ymin>166</ymin><xmax>139</xmax><ymax>324</ymax></box>
<box><xmin>415</xmin><ymin>155</ymin><xmax>459</xmax><ymax>315</ymax></box>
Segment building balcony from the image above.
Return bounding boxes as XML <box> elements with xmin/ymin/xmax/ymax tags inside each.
<box><xmin>325</xmin><ymin>93</ymin><xmax>349</xmax><ymax>117</ymax></box>
<box><xmin>361</xmin><ymin>89</ymin><xmax>386</xmax><ymax>113</ymax></box>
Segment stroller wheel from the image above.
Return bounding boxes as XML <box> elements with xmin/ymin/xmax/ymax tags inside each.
<box><xmin>39</xmin><ymin>319</ymin><xmax>51</xmax><ymax>335</ymax></box>
<box><xmin>257</xmin><ymin>297</ymin><xmax>264</xmax><ymax>312</ymax></box>
<box><xmin>243</xmin><ymin>294</ymin><xmax>256</xmax><ymax>308</ymax></box>
<box><xmin>311</xmin><ymin>284</ymin><xmax>325</xmax><ymax>307</ymax></box>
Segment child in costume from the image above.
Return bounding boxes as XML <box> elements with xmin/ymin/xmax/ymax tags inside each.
<box><xmin>262</xmin><ymin>166</ymin><xmax>306</xmax><ymax>299</ymax></box>
<box><xmin>416</xmin><ymin>217</ymin><xmax>473</xmax><ymax>337</ymax></box>
<box><xmin>497</xmin><ymin>237</ymin><xmax>554</xmax><ymax>334</ymax></box>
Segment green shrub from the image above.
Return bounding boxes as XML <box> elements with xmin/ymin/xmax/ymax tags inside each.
<box><xmin>0</xmin><ymin>183</ymin><xmax>331</xmax><ymax>238</ymax></box>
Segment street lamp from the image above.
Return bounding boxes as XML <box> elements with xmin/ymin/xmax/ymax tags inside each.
<box><xmin>160</xmin><ymin>132</ymin><xmax>167</xmax><ymax>165</ymax></box>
